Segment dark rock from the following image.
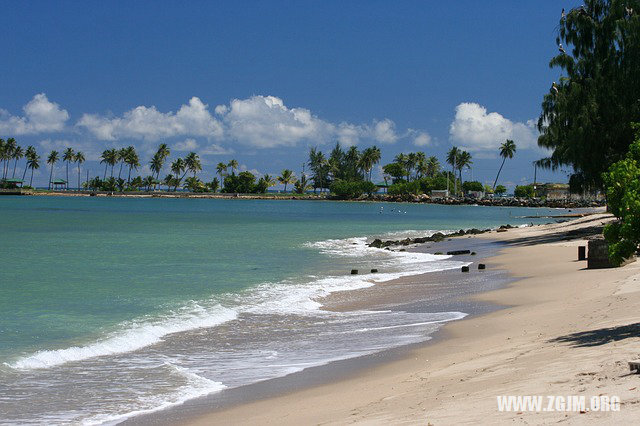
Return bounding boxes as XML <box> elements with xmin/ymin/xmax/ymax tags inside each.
<box><xmin>370</xmin><ymin>268</ymin><xmax>378</xmax><ymax>273</ymax></box>
<box><xmin>351</xmin><ymin>269</ymin><xmax>358</xmax><ymax>275</ymax></box>
<box><xmin>461</xmin><ymin>266</ymin><xmax>470</xmax><ymax>273</ymax></box>
<box><xmin>478</xmin><ymin>263</ymin><xmax>486</xmax><ymax>270</ymax></box>
<box><xmin>447</xmin><ymin>250</ymin><xmax>471</xmax><ymax>255</ymax></box>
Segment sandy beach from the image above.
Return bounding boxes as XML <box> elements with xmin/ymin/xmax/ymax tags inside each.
<box><xmin>180</xmin><ymin>213</ymin><xmax>640</xmax><ymax>425</ymax></box>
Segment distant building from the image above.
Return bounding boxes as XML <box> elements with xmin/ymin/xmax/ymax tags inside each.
<box><xmin>466</xmin><ymin>190</ymin><xmax>484</xmax><ymax>198</ymax></box>
<box><xmin>430</xmin><ymin>189</ymin><xmax>449</xmax><ymax>197</ymax></box>
<box><xmin>536</xmin><ymin>183</ymin><xmax>570</xmax><ymax>200</ymax></box>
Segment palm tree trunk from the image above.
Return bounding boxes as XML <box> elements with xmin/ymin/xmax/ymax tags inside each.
<box><xmin>66</xmin><ymin>162</ymin><xmax>70</xmax><ymax>190</ymax></box>
<box><xmin>128</xmin><ymin>165</ymin><xmax>132</xmax><ymax>183</ymax></box>
<box><xmin>111</xmin><ymin>164</ymin><xmax>115</xmax><ymax>178</ymax></box>
<box><xmin>49</xmin><ymin>165</ymin><xmax>53</xmax><ymax>190</ymax></box>
<box><xmin>30</xmin><ymin>168</ymin><xmax>34</xmax><ymax>187</ymax></box>
<box><xmin>12</xmin><ymin>158</ymin><xmax>18</xmax><ymax>178</ymax></box>
<box><xmin>22</xmin><ymin>163</ymin><xmax>28</xmax><ymax>182</ymax></box>
<box><xmin>118</xmin><ymin>162</ymin><xmax>123</xmax><ymax>179</ymax></box>
<box><xmin>77</xmin><ymin>163</ymin><xmax>81</xmax><ymax>191</ymax></box>
<box><xmin>492</xmin><ymin>157</ymin><xmax>506</xmax><ymax>189</ymax></box>
<box><xmin>103</xmin><ymin>163</ymin><xmax>107</xmax><ymax>180</ymax></box>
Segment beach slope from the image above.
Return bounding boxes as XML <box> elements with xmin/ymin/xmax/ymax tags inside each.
<box><xmin>184</xmin><ymin>214</ymin><xmax>640</xmax><ymax>425</ymax></box>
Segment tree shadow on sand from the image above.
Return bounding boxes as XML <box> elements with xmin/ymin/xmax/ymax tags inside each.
<box><xmin>550</xmin><ymin>323</ymin><xmax>640</xmax><ymax>347</ymax></box>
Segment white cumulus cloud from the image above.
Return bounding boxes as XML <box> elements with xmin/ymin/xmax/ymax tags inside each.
<box><xmin>215</xmin><ymin>95</ymin><xmax>334</xmax><ymax>148</ymax></box>
<box><xmin>0</xmin><ymin>94</ymin><xmax>69</xmax><ymax>135</ymax></box>
<box><xmin>449</xmin><ymin>102</ymin><xmax>538</xmax><ymax>153</ymax></box>
<box><xmin>215</xmin><ymin>95</ymin><xmax>403</xmax><ymax>148</ymax></box>
<box><xmin>412</xmin><ymin>131</ymin><xmax>432</xmax><ymax>147</ymax></box>
<box><xmin>77</xmin><ymin>97</ymin><xmax>224</xmax><ymax>141</ymax></box>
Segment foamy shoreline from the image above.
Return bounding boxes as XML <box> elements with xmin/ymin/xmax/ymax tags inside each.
<box><xmin>171</xmin><ymin>212</ymin><xmax>640</xmax><ymax>425</ymax></box>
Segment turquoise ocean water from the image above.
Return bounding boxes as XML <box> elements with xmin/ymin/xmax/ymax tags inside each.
<box><xmin>0</xmin><ymin>196</ymin><xmax>572</xmax><ymax>424</ymax></box>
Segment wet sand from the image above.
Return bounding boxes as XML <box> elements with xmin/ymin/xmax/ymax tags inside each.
<box><xmin>173</xmin><ymin>213</ymin><xmax>640</xmax><ymax>425</ymax></box>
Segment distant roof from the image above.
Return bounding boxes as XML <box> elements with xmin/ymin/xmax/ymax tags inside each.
<box><xmin>51</xmin><ymin>179</ymin><xmax>67</xmax><ymax>184</ymax></box>
<box><xmin>4</xmin><ymin>178</ymin><xmax>23</xmax><ymax>183</ymax></box>
<box><xmin>375</xmin><ymin>182</ymin><xmax>389</xmax><ymax>187</ymax></box>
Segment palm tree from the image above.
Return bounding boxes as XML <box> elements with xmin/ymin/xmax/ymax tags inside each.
<box><xmin>446</xmin><ymin>147</ymin><xmax>460</xmax><ymax>195</ymax></box>
<box><xmin>117</xmin><ymin>148</ymin><xmax>127</xmax><ymax>179</ymax></box>
<box><xmin>46</xmin><ymin>151</ymin><xmax>59</xmax><ymax>190</ymax></box>
<box><xmin>100</xmin><ymin>149</ymin><xmax>111</xmax><ymax>180</ymax></box>
<box><xmin>23</xmin><ymin>146</ymin><xmax>36</xmax><ymax>182</ymax></box>
<box><xmin>216</xmin><ymin>162</ymin><xmax>228</xmax><ymax>183</ymax></box>
<box><xmin>294</xmin><ymin>174</ymin><xmax>312</xmax><ymax>194</ymax></box>
<box><xmin>359</xmin><ymin>146</ymin><xmax>382</xmax><ymax>181</ymax></box>
<box><xmin>3</xmin><ymin>138</ymin><xmax>17</xmax><ymax>179</ymax></box>
<box><xmin>185</xmin><ymin>152</ymin><xmax>202</xmax><ymax>177</ymax></box>
<box><xmin>262</xmin><ymin>174</ymin><xmax>276</xmax><ymax>188</ymax></box>
<box><xmin>151</xmin><ymin>143</ymin><xmax>170</xmax><ymax>181</ymax></box>
<box><xmin>492</xmin><ymin>139</ymin><xmax>517</xmax><ymax>189</ymax></box>
<box><xmin>171</xmin><ymin>158</ymin><xmax>186</xmax><ymax>191</ymax></box>
<box><xmin>74</xmin><ymin>151</ymin><xmax>85</xmax><ymax>191</ymax></box>
<box><xmin>123</xmin><ymin>146</ymin><xmax>139</xmax><ymax>183</ymax></box>
<box><xmin>104</xmin><ymin>148</ymin><xmax>118</xmax><ymax>178</ymax></box>
<box><xmin>415</xmin><ymin>152</ymin><xmax>427</xmax><ymax>179</ymax></box>
<box><xmin>62</xmin><ymin>148</ymin><xmax>75</xmax><ymax>189</ymax></box>
<box><xmin>456</xmin><ymin>151</ymin><xmax>472</xmax><ymax>185</ymax></box>
<box><xmin>11</xmin><ymin>145</ymin><xmax>24</xmax><ymax>178</ymax></box>
<box><xmin>26</xmin><ymin>151</ymin><xmax>40</xmax><ymax>187</ymax></box>
<box><xmin>426</xmin><ymin>156</ymin><xmax>440</xmax><ymax>177</ymax></box>
<box><xmin>0</xmin><ymin>138</ymin><xmax>5</xmax><ymax>179</ymax></box>
<box><xmin>278</xmin><ymin>169</ymin><xmax>295</xmax><ymax>192</ymax></box>
<box><xmin>394</xmin><ymin>153</ymin><xmax>411</xmax><ymax>181</ymax></box>
<box><xmin>228</xmin><ymin>159</ymin><xmax>238</xmax><ymax>175</ymax></box>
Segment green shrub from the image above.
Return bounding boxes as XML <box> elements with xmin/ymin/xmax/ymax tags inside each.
<box><xmin>514</xmin><ymin>184</ymin><xmax>534</xmax><ymax>198</ymax></box>
<box><xmin>388</xmin><ymin>181</ymin><xmax>420</xmax><ymax>196</ymax></box>
<box><xmin>330</xmin><ymin>179</ymin><xmax>364</xmax><ymax>198</ymax></box>
<box><xmin>602</xmin><ymin>124</ymin><xmax>640</xmax><ymax>265</ymax></box>
<box><xmin>494</xmin><ymin>185</ymin><xmax>507</xmax><ymax>195</ymax></box>
<box><xmin>462</xmin><ymin>181</ymin><xmax>484</xmax><ymax>192</ymax></box>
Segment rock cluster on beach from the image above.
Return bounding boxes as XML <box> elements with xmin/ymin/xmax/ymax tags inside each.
<box><xmin>354</xmin><ymin>194</ymin><xmax>605</xmax><ymax>208</ymax></box>
<box><xmin>367</xmin><ymin>225</ymin><xmax>515</xmax><ymax>249</ymax></box>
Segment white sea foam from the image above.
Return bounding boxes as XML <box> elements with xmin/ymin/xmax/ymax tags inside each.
<box><xmin>9</xmin><ymin>304</ymin><xmax>238</xmax><ymax>370</ymax></box>
<box><xmin>82</xmin><ymin>363</ymin><xmax>226</xmax><ymax>426</ymax></box>
<box><xmin>9</xmin><ymin>231</ymin><xmax>462</xmax><ymax>373</ymax></box>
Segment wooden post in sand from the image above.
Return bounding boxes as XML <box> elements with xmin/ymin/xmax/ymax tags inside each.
<box><xmin>578</xmin><ymin>246</ymin><xmax>586</xmax><ymax>261</ymax></box>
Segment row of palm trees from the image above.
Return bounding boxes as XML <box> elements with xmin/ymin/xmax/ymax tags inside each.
<box><xmin>1</xmin><ymin>136</ymin><xmax>518</xmax><ymax>193</ymax></box>
<box><xmin>0</xmin><ymin>138</ymin><xmax>86</xmax><ymax>188</ymax></box>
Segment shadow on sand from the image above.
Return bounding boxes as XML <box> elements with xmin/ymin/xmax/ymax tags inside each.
<box><xmin>549</xmin><ymin>323</ymin><xmax>640</xmax><ymax>347</ymax></box>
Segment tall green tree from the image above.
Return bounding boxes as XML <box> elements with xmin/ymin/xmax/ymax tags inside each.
<box><xmin>185</xmin><ymin>152</ymin><xmax>202</xmax><ymax>177</ymax></box>
<box><xmin>11</xmin><ymin>145</ymin><xmax>24</xmax><ymax>178</ymax></box>
<box><xmin>75</xmin><ymin>151</ymin><xmax>85</xmax><ymax>191</ymax></box>
<box><xmin>228</xmin><ymin>159</ymin><xmax>239</xmax><ymax>175</ymax></box>
<box><xmin>446</xmin><ymin>147</ymin><xmax>460</xmax><ymax>194</ymax></box>
<box><xmin>426</xmin><ymin>156</ymin><xmax>440</xmax><ymax>177</ymax></box>
<box><xmin>456</xmin><ymin>151</ymin><xmax>473</xmax><ymax>184</ymax></box>
<box><xmin>537</xmin><ymin>1</ymin><xmax>640</xmax><ymax>190</ymax></box>
<box><xmin>26</xmin><ymin>151</ymin><xmax>40</xmax><ymax>187</ymax></box>
<box><xmin>278</xmin><ymin>169</ymin><xmax>295</xmax><ymax>192</ymax></box>
<box><xmin>62</xmin><ymin>148</ymin><xmax>75</xmax><ymax>189</ymax></box>
<box><xmin>23</xmin><ymin>146</ymin><xmax>36</xmax><ymax>183</ymax></box>
<box><xmin>3</xmin><ymin>138</ymin><xmax>17</xmax><ymax>179</ymax></box>
<box><xmin>46</xmin><ymin>150</ymin><xmax>59</xmax><ymax>190</ymax></box>
<box><xmin>492</xmin><ymin>139</ymin><xmax>517</xmax><ymax>189</ymax></box>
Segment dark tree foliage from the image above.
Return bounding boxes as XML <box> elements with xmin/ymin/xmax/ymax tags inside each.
<box><xmin>538</xmin><ymin>0</ymin><xmax>640</xmax><ymax>190</ymax></box>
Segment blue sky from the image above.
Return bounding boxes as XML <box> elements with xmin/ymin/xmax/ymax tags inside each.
<box><xmin>0</xmin><ymin>0</ymin><xmax>581</xmax><ymax>188</ymax></box>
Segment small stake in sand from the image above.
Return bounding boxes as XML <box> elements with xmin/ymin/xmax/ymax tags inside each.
<box><xmin>578</xmin><ymin>246</ymin><xmax>586</xmax><ymax>260</ymax></box>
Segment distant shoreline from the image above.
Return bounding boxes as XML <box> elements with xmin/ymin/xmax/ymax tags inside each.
<box><xmin>1</xmin><ymin>188</ymin><xmax>605</xmax><ymax>209</ymax></box>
